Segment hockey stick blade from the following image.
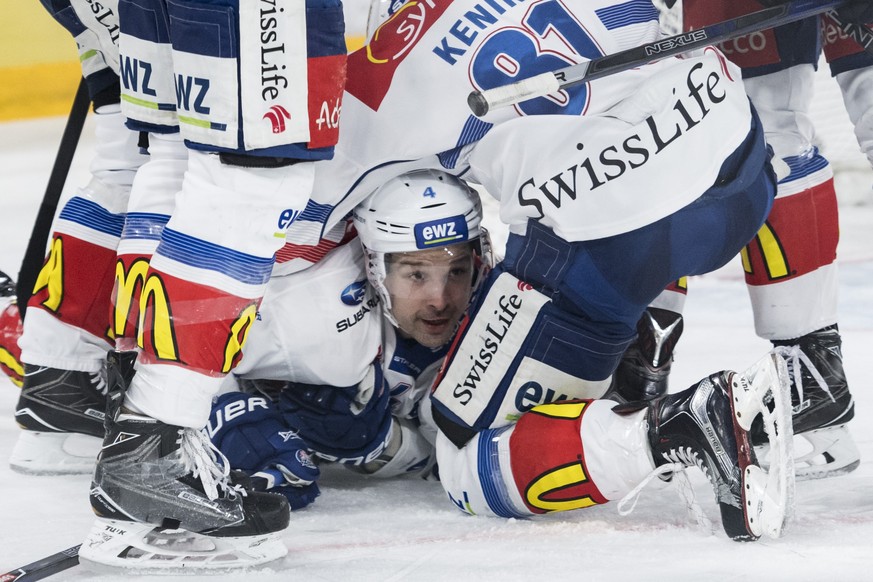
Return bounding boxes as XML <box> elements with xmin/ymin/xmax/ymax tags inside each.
<box><xmin>1</xmin><ymin>545</ymin><xmax>80</xmax><ymax>582</ymax></box>
<box><xmin>468</xmin><ymin>0</ymin><xmax>847</xmax><ymax>116</ymax></box>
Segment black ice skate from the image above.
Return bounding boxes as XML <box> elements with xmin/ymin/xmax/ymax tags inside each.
<box><xmin>10</xmin><ymin>364</ymin><xmax>107</xmax><ymax>474</ymax></box>
<box><xmin>78</xmin><ymin>354</ymin><xmax>290</xmax><ymax>572</ymax></box>
<box><xmin>646</xmin><ymin>355</ymin><xmax>794</xmax><ymax>541</ymax></box>
<box><xmin>758</xmin><ymin>325</ymin><xmax>859</xmax><ymax>480</ymax></box>
<box><xmin>607</xmin><ymin>307</ymin><xmax>683</xmax><ymax>403</ymax></box>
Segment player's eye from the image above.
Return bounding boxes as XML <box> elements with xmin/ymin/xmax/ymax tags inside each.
<box><xmin>450</xmin><ymin>265</ymin><xmax>472</xmax><ymax>278</ymax></box>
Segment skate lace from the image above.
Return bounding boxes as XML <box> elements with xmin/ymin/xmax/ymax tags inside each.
<box><xmin>771</xmin><ymin>345</ymin><xmax>833</xmax><ymax>404</ymax></box>
<box><xmin>89</xmin><ymin>372</ymin><xmax>108</xmax><ymax>396</ymax></box>
<box><xmin>617</xmin><ymin>458</ymin><xmax>713</xmax><ymax>533</ymax></box>
<box><xmin>178</xmin><ymin>428</ymin><xmax>246</xmax><ymax>501</ymax></box>
<box><xmin>661</xmin><ymin>446</ymin><xmax>707</xmax><ymax>474</ymax></box>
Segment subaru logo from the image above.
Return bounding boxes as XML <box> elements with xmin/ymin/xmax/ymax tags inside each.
<box><xmin>341</xmin><ymin>280</ymin><xmax>368</xmax><ymax>306</ymax></box>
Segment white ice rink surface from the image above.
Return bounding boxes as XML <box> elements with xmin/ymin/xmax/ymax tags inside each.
<box><xmin>2</xmin><ymin>104</ymin><xmax>873</xmax><ymax>581</ymax></box>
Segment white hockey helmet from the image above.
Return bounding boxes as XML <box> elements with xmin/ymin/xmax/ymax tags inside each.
<box><xmin>353</xmin><ymin>169</ymin><xmax>488</xmax><ymax>327</ymax></box>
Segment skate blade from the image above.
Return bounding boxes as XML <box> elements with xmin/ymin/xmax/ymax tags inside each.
<box><xmin>9</xmin><ymin>431</ymin><xmax>101</xmax><ymax>475</ymax></box>
<box><xmin>78</xmin><ymin>518</ymin><xmax>288</xmax><ymax>574</ymax></box>
<box><xmin>757</xmin><ymin>424</ymin><xmax>860</xmax><ymax>481</ymax></box>
<box><xmin>732</xmin><ymin>354</ymin><xmax>795</xmax><ymax>539</ymax></box>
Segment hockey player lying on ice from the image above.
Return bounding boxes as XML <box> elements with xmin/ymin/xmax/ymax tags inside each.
<box><xmin>208</xmin><ymin>170</ymin><xmax>491</xmax><ymax>507</ymax></box>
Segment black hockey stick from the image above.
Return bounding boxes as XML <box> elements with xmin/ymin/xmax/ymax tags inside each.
<box><xmin>467</xmin><ymin>0</ymin><xmax>848</xmax><ymax>115</ymax></box>
<box><xmin>16</xmin><ymin>77</ymin><xmax>90</xmax><ymax>320</ymax></box>
<box><xmin>0</xmin><ymin>545</ymin><xmax>80</xmax><ymax>582</ymax></box>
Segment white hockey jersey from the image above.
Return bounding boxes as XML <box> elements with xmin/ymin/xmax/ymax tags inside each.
<box><xmin>276</xmin><ymin>0</ymin><xmax>751</xmax><ymax>272</ymax></box>
<box><xmin>235</xmin><ymin>238</ymin><xmax>444</xmax><ymax>432</ymax></box>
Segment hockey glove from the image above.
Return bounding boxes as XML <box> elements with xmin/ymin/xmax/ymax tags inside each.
<box><xmin>278</xmin><ymin>362</ymin><xmax>394</xmax><ymax>465</ymax></box>
<box><xmin>208</xmin><ymin>392</ymin><xmax>320</xmax><ymax>509</ymax></box>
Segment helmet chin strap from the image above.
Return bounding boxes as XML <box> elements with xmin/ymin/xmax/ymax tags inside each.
<box><xmin>365</xmin><ymin>247</ymin><xmax>399</xmax><ymax>329</ymax></box>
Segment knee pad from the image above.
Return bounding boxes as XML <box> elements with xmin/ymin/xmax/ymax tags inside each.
<box><xmin>431</xmin><ymin>268</ymin><xmax>626</xmax><ymax>448</ymax></box>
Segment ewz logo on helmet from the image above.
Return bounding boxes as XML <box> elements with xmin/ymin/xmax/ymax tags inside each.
<box><xmin>414</xmin><ymin>215</ymin><xmax>469</xmax><ymax>248</ymax></box>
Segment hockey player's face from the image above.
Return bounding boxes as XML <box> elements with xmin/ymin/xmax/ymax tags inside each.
<box><xmin>384</xmin><ymin>244</ymin><xmax>475</xmax><ymax>348</ymax></box>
